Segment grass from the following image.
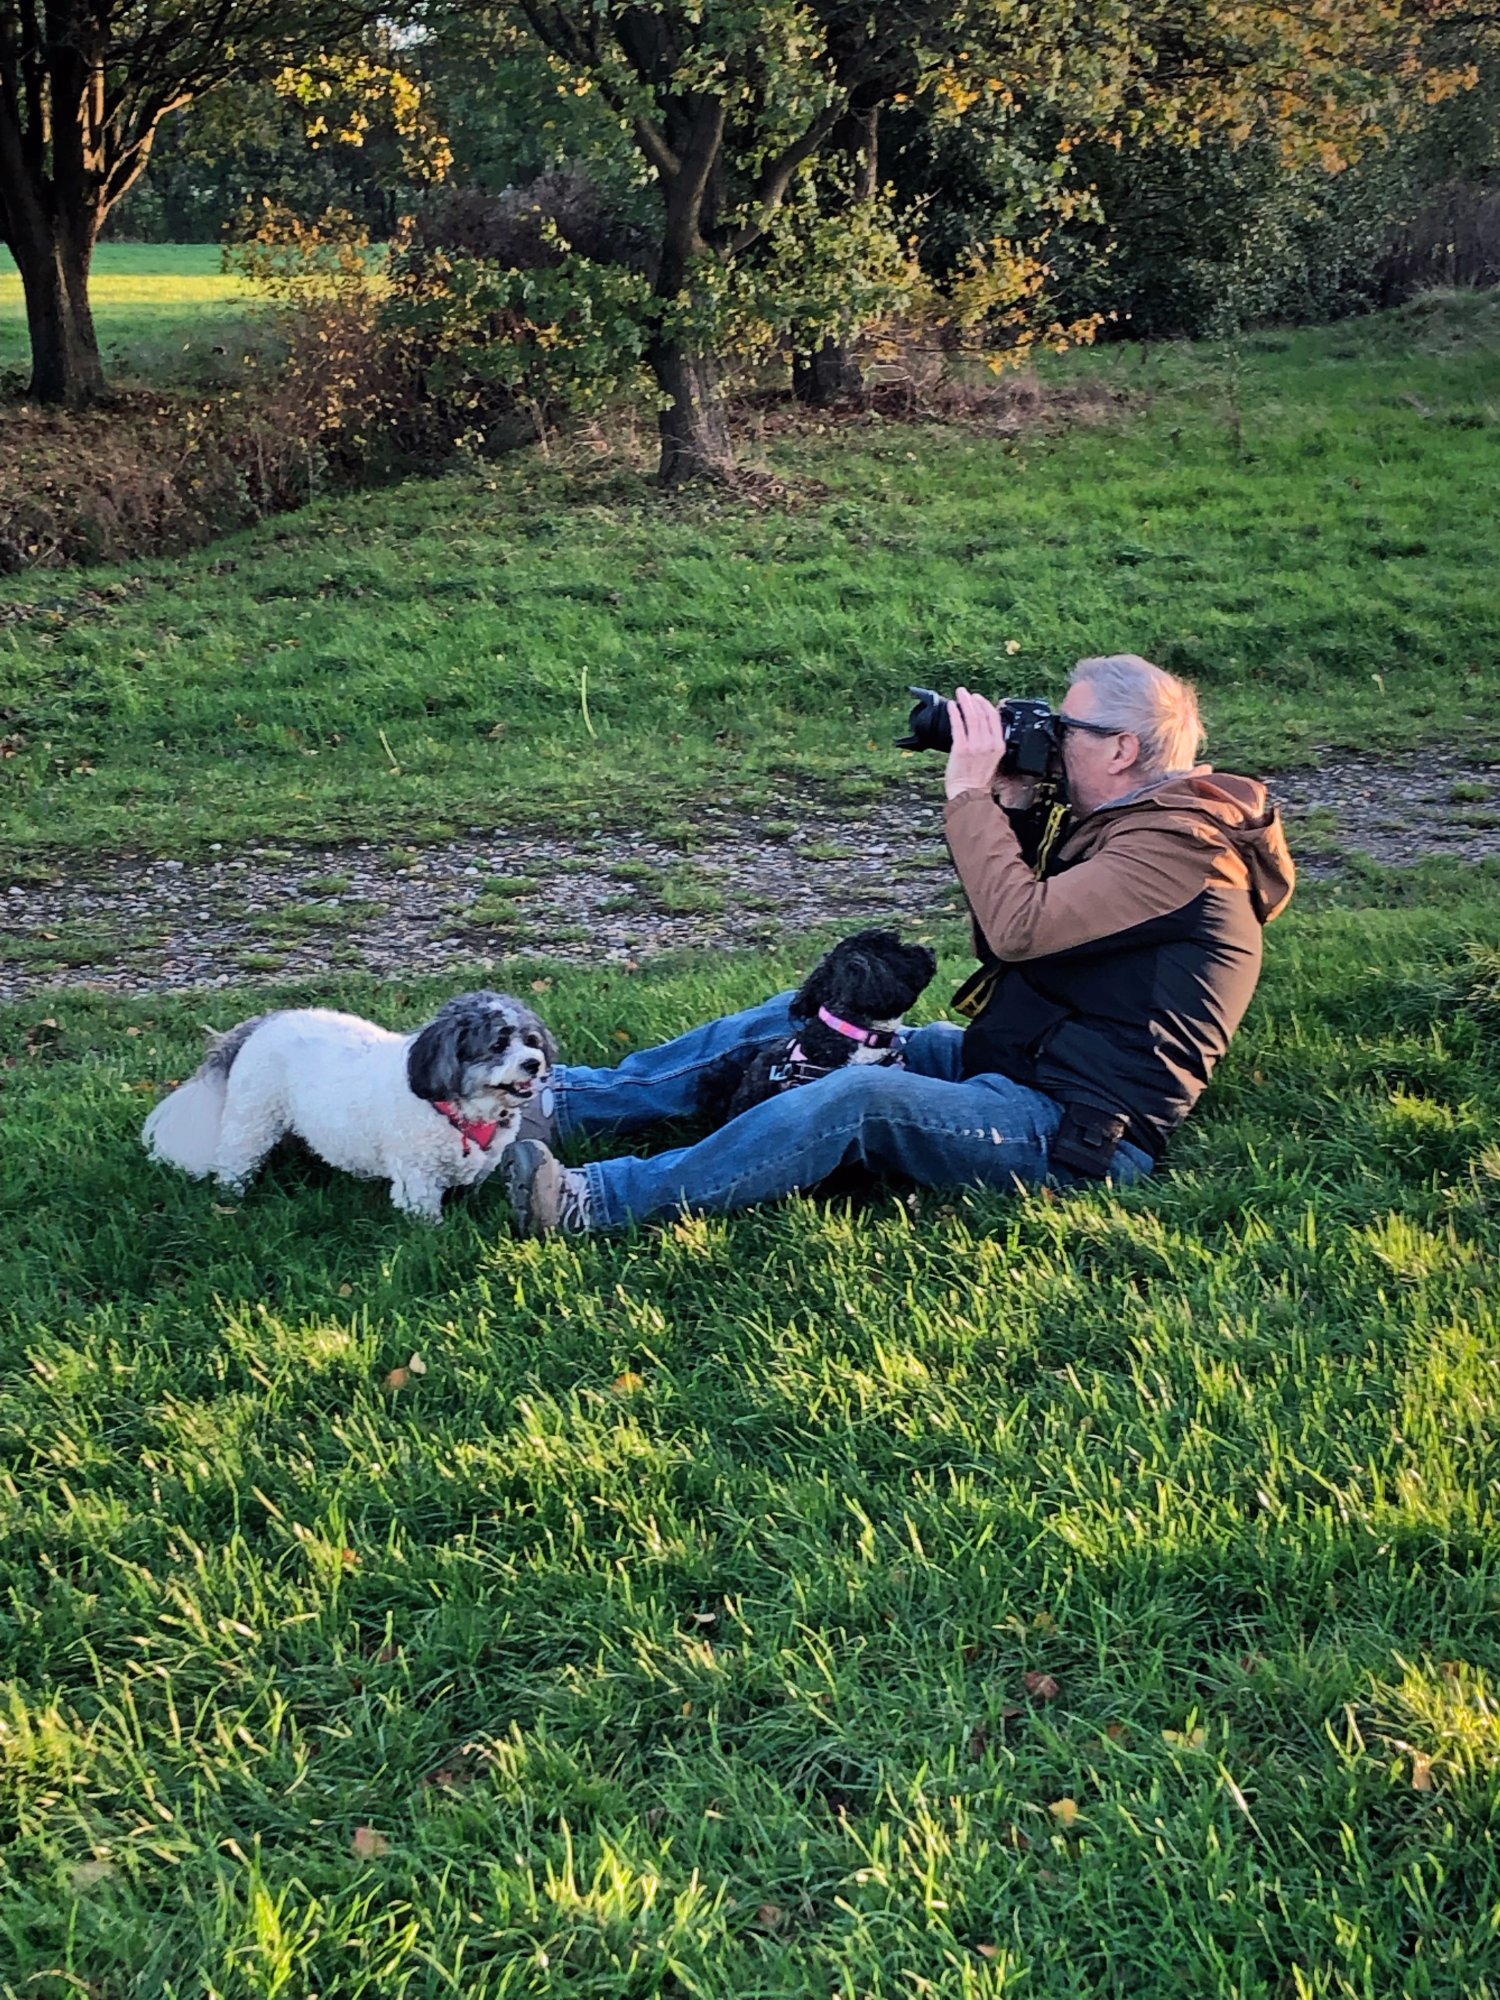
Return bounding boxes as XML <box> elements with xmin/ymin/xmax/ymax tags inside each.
<box><xmin>2</xmin><ymin>289</ymin><xmax>1498</xmax><ymax>863</ymax></box>
<box><xmin>0</xmin><ymin>243</ymin><xmax>266</xmax><ymax>389</ymax></box>
<box><xmin>2</xmin><ymin>893</ymin><xmax>1499</xmax><ymax>1997</ymax></box>
<box><xmin>3</xmin><ymin>257</ymin><xmax>1500</xmax><ymax>1994</ymax></box>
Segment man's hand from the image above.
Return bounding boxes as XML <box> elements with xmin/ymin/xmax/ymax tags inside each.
<box><xmin>945</xmin><ymin>687</ymin><xmax>1008</xmax><ymax>801</ymax></box>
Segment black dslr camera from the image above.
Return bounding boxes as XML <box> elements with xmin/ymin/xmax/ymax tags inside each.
<box><xmin>896</xmin><ymin>687</ymin><xmax>1063</xmax><ymax>779</ymax></box>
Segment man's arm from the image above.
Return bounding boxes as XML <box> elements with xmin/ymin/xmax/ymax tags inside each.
<box><xmin>945</xmin><ymin>788</ymin><xmax>1217</xmax><ymax>961</ymax></box>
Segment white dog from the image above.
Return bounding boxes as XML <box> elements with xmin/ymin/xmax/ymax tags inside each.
<box><xmin>142</xmin><ymin>991</ymin><xmax>556</xmax><ymax>1222</ymax></box>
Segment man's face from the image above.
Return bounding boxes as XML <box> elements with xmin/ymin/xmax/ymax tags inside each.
<box><xmin>1058</xmin><ymin>681</ymin><xmax>1140</xmax><ymax>817</ymax></box>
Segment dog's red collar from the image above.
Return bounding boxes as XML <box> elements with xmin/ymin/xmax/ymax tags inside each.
<box><xmin>816</xmin><ymin>1006</ymin><xmax>899</xmax><ymax>1050</ymax></box>
<box><xmin>433</xmin><ymin>1100</ymin><xmax>501</xmax><ymax>1154</ymax></box>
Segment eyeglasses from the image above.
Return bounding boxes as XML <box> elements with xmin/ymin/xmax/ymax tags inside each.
<box><xmin>1056</xmin><ymin>716</ymin><xmax>1124</xmax><ymax>740</ymax></box>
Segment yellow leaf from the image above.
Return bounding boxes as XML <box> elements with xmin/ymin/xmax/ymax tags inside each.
<box><xmin>408</xmin><ymin>1352</ymin><xmax>428</xmax><ymax>1376</ymax></box>
<box><xmin>1410</xmin><ymin>1751</ymin><xmax>1434</xmax><ymax>1792</ymax></box>
<box><xmin>612</xmin><ymin>1370</ymin><xmax>645</xmax><ymax>1396</ymax></box>
<box><xmin>352</xmin><ymin>1825</ymin><xmax>389</xmax><ymax>1859</ymax></box>
<box><xmin>1048</xmin><ymin>1797</ymin><xmax>1081</xmax><ymax>1827</ymax></box>
<box><xmin>338</xmin><ymin>1282</ymin><xmax>353</xmax><ymax>1298</ymax></box>
<box><xmin>1163</xmin><ymin>1726</ymin><xmax>1208</xmax><ymax>1751</ymax></box>
<box><xmin>386</xmin><ymin>1367</ymin><xmax>411</xmax><ymax>1390</ymax></box>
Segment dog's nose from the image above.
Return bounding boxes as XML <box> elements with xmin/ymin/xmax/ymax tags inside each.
<box><xmin>520</xmin><ymin>1053</ymin><xmax>543</xmax><ymax>1077</ymax></box>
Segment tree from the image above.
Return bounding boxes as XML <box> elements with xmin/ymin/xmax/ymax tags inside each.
<box><xmin>489</xmin><ymin>1</ymin><xmax>1480</xmax><ymax>481</ymax></box>
<box><xmin>490</xmin><ymin>1</ymin><xmax>980</xmax><ymax>483</ymax></box>
<box><xmin>0</xmin><ymin>1</ymin><xmax>394</xmax><ymax>404</ymax></box>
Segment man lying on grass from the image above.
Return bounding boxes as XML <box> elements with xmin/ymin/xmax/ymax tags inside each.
<box><xmin>505</xmin><ymin>654</ymin><xmax>1295</xmax><ymax>1235</ymax></box>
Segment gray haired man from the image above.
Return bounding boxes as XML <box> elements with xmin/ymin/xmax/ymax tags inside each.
<box><xmin>507</xmin><ymin>654</ymin><xmax>1295</xmax><ymax>1232</ymax></box>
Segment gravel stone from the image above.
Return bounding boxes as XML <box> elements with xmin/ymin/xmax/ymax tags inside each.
<box><xmin>4</xmin><ymin>754</ymin><xmax>1496</xmax><ymax>1003</ymax></box>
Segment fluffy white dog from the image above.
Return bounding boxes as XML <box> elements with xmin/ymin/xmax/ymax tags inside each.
<box><xmin>142</xmin><ymin>991</ymin><xmax>556</xmax><ymax>1222</ymax></box>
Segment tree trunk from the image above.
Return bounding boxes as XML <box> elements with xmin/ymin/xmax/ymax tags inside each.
<box><xmin>651</xmin><ymin>337</ymin><xmax>736</xmax><ymax>487</ymax></box>
<box><xmin>10</xmin><ymin>214</ymin><xmax>108</xmax><ymax>407</ymax></box>
<box><xmin>792</xmin><ymin>338</ymin><xmax>865</xmax><ymax>407</ymax></box>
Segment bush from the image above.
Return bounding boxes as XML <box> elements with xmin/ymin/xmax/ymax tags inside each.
<box><xmin>0</xmin><ymin>394</ymin><xmax>327</xmax><ymax>572</ymax></box>
<box><xmin>406</xmin><ymin>171</ymin><xmax>650</xmax><ymax>272</ymax></box>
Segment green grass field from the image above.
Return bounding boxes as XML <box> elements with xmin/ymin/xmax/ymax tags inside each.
<box><xmin>2</xmin><ymin>290</ymin><xmax>1497</xmax><ymax>865</ymax></box>
<box><xmin>3</xmin><ymin>906</ymin><xmax>1500</xmax><ymax>1997</ymax></box>
<box><xmin>2</xmin><ymin>263</ymin><xmax>1500</xmax><ymax>1996</ymax></box>
<box><xmin>0</xmin><ymin>243</ymin><xmax>266</xmax><ymax>389</ymax></box>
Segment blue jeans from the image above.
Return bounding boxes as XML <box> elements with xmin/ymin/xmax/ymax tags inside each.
<box><xmin>543</xmin><ymin>992</ymin><xmax>1154</xmax><ymax>1229</ymax></box>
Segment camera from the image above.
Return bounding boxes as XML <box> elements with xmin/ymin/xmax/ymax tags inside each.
<box><xmin>895</xmin><ymin>687</ymin><xmax>1063</xmax><ymax>778</ymax></box>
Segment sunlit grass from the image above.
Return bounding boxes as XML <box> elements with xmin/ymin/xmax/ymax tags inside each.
<box><xmin>0</xmin><ymin>242</ymin><xmax>266</xmax><ymax>386</ymax></box>
<box><xmin>1</xmin><ymin>894</ymin><xmax>1498</xmax><ymax>1996</ymax></box>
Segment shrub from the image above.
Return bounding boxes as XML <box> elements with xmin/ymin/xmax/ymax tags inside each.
<box><xmin>387</xmin><ymin>175</ymin><xmax>657</xmax><ymax>425</ymax></box>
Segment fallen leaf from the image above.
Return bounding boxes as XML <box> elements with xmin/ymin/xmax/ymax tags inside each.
<box><xmin>352</xmin><ymin>1826</ymin><xmax>389</xmax><ymax>1859</ymax></box>
<box><xmin>211</xmin><ymin>1203</ymin><xmax>238</xmax><ymax>1216</ymax></box>
<box><xmin>67</xmin><ymin>1859</ymin><xmax>116</xmax><ymax>1890</ymax></box>
<box><xmin>1410</xmin><ymin>1751</ymin><xmax>1434</xmax><ymax>1792</ymax></box>
<box><xmin>385</xmin><ymin>1367</ymin><xmax>411</xmax><ymax>1390</ymax></box>
<box><xmin>1024</xmin><ymin>1672</ymin><xmax>1060</xmax><ymax>1702</ymax></box>
<box><xmin>613</xmin><ymin>1028</ymin><xmax>634</xmax><ymax>1044</ymax></box>
<box><xmin>968</xmin><ymin>1725</ymin><xmax>989</xmax><ymax>1760</ymax></box>
<box><xmin>611</xmin><ymin>1370</ymin><xmax>645</xmax><ymax>1396</ymax></box>
<box><xmin>530</xmin><ymin>978</ymin><xmax>553</xmax><ymax>993</ymax></box>
<box><xmin>342</xmin><ymin>1548</ymin><xmax>358</xmax><ymax>1568</ymax></box>
<box><xmin>976</xmin><ymin>1942</ymin><xmax>1000</xmax><ymax>1959</ymax></box>
<box><xmin>754</xmin><ymin>1903</ymin><xmax>787</xmax><ymax>1932</ymax></box>
<box><xmin>1031</xmin><ymin>1610</ymin><xmax>1057</xmax><ymax>1635</ymax></box>
<box><xmin>1105</xmin><ymin>1722</ymin><xmax>1132</xmax><ymax>1746</ymax></box>
<box><xmin>338</xmin><ymin>1282</ymin><xmax>353</xmax><ymax>1298</ymax></box>
<box><xmin>1048</xmin><ymin>1798</ymin><xmax>1081</xmax><ymax>1828</ymax></box>
<box><xmin>1162</xmin><ymin>1726</ymin><xmax>1208</xmax><ymax>1751</ymax></box>
<box><xmin>407</xmin><ymin>1352</ymin><xmax>428</xmax><ymax>1376</ymax></box>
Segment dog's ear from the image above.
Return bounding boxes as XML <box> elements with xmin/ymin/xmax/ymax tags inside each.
<box><xmin>904</xmin><ymin>941</ymin><xmax>938</xmax><ymax>990</ymax></box>
<box><xmin>407</xmin><ymin>1011</ymin><xmax>465</xmax><ymax>1101</ymax></box>
<box><xmin>507</xmin><ymin>999</ymin><xmax>558</xmax><ymax>1071</ymax></box>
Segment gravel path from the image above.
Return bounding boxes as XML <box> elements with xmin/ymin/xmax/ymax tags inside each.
<box><xmin>4</xmin><ymin>752</ymin><xmax>1497</xmax><ymax>1002</ymax></box>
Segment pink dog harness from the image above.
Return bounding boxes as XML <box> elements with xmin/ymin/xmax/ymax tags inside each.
<box><xmin>767</xmin><ymin>1007</ymin><xmax>907</xmax><ymax>1090</ymax></box>
<box><xmin>434</xmin><ymin>1100</ymin><xmax>501</xmax><ymax>1154</ymax></box>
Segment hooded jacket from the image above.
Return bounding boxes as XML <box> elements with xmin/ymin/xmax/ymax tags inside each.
<box><xmin>944</xmin><ymin>769</ymin><xmax>1295</xmax><ymax>1158</ymax></box>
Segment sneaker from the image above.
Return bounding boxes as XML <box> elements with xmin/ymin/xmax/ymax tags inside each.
<box><xmin>514</xmin><ymin>1080</ymin><xmax>558</xmax><ymax>1151</ymax></box>
<box><xmin>505</xmin><ymin>1139</ymin><xmax>593</xmax><ymax>1237</ymax></box>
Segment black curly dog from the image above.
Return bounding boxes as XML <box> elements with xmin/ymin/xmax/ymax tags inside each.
<box><xmin>698</xmin><ymin>928</ymin><xmax>938</xmax><ymax>1126</ymax></box>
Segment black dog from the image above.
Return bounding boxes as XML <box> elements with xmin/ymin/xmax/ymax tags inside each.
<box><xmin>699</xmin><ymin>929</ymin><xmax>938</xmax><ymax>1125</ymax></box>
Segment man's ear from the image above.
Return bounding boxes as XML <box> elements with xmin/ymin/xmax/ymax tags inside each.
<box><xmin>1110</xmin><ymin>730</ymin><xmax>1142</xmax><ymax>777</ymax></box>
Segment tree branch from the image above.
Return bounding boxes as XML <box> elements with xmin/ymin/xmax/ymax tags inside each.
<box><xmin>722</xmin><ymin>97</ymin><xmax>849</xmax><ymax>252</ymax></box>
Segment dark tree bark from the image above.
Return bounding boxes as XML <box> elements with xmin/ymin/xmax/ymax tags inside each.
<box><xmin>652</xmin><ymin>338</ymin><xmax>735</xmax><ymax>485</ymax></box>
<box><xmin>7</xmin><ymin>204</ymin><xmax>107</xmax><ymax>406</ymax></box>
<box><xmin>791</xmin><ymin>339</ymin><xmax>865</xmax><ymax>407</ymax></box>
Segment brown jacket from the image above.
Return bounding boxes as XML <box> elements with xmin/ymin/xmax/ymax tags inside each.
<box><xmin>944</xmin><ymin>770</ymin><xmax>1295</xmax><ymax>1156</ymax></box>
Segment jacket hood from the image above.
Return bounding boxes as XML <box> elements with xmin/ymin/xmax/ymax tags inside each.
<box><xmin>1113</xmin><ymin>768</ymin><xmax>1297</xmax><ymax>923</ymax></box>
